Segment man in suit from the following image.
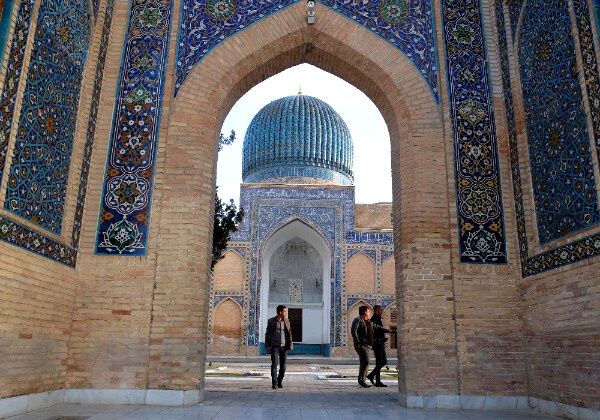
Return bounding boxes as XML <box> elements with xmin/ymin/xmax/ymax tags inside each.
<box><xmin>367</xmin><ymin>305</ymin><xmax>389</xmax><ymax>387</ymax></box>
<box><xmin>265</xmin><ymin>305</ymin><xmax>293</xmax><ymax>389</ymax></box>
<box><xmin>351</xmin><ymin>305</ymin><xmax>374</xmax><ymax>388</ymax></box>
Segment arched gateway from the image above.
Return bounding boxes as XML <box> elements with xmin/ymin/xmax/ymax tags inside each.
<box><xmin>1</xmin><ymin>0</ymin><xmax>598</xmax><ymax>417</ymax></box>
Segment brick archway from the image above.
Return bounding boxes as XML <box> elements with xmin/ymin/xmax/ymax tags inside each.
<box><xmin>154</xmin><ymin>2</ymin><xmax>456</xmax><ymax>399</ymax></box>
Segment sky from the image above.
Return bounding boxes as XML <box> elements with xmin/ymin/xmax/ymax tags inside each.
<box><xmin>217</xmin><ymin>63</ymin><xmax>392</xmax><ymax>205</ymax></box>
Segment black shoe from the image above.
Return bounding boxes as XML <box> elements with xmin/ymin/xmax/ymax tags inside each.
<box><xmin>277</xmin><ymin>382</ymin><xmax>283</xmax><ymax>388</ymax></box>
<box><xmin>366</xmin><ymin>374</ymin><xmax>375</xmax><ymax>386</ymax></box>
<box><xmin>375</xmin><ymin>382</ymin><xmax>388</xmax><ymax>387</ymax></box>
<box><xmin>358</xmin><ymin>381</ymin><xmax>371</xmax><ymax>388</ymax></box>
<box><xmin>272</xmin><ymin>384</ymin><xmax>277</xmax><ymax>389</ymax></box>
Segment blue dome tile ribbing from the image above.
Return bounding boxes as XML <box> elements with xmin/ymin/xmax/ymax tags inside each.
<box><xmin>242</xmin><ymin>95</ymin><xmax>354</xmax><ymax>184</ymax></box>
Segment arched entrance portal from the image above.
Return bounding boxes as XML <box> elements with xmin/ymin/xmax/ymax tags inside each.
<box><xmin>158</xmin><ymin>1</ymin><xmax>456</xmax><ymax>400</ymax></box>
<box><xmin>259</xmin><ymin>220</ymin><xmax>332</xmax><ymax>356</ymax></box>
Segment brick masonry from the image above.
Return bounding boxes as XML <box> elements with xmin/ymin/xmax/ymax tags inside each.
<box><xmin>0</xmin><ymin>0</ymin><xmax>597</xmax><ymax>413</ymax></box>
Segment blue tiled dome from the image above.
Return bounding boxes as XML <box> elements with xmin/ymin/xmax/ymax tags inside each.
<box><xmin>242</xmin><ymin>95</ymin><xmax>354</xmax><ymax>185</ymax></box>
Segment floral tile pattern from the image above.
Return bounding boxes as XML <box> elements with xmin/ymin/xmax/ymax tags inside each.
<box><xmin>95</xmin><ymin>0</ymin><xmax>173</xmax><ymax>255</ymax></box>
<box><xmin>518</xmin><ymin>0</ymin><xmax>599</xmax><ymax>244</ymax></box>
<box><xmin>4</xmin><ymin>0</ymin><xmax>92</xmax><ymax>233</ymax></box>
<box><xmin>442</xmin><ymin>0</ymin><xmax>507</xmax><ymax>264</ymax></box>
<box><xmin>176</xmin><ymin>0</ymin><xmax>439</xmax><ymax>101</ymax></box>
<box><xmin>496</xmin><ymin>0</ymin><xmax>600</xmax><ymax>277</ymax></box>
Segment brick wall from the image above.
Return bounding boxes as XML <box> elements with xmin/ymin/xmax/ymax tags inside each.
<box><xmin>355</xmin><ymin>203</ymin><xmax>393</xmax><ymax>230</ymax></box>
<box><xmin>346</xmin><ymin>254</ymin><xmax>376</xmax><ymax>294</ymax></box>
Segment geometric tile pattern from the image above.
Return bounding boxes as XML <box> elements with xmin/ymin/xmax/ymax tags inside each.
<box><xmin>507</xmin><ymin>0</ymin><xmax>524</xmax><ymax>40</ymax></box>
<box><xmin>0</xmin><ymin>0</ymin><xmax>15</xmax><ymax>66</ymax></box>
<box><xmin>95</xmin><ymin>0</ymin><xmax>173</xmax><ymax>255</ymax></box>
<box><xmin>441</xmin><ymin>0</ymin><xmax>508</xmax><ymax>264</ymax></box>
<box><xmin>573</xmin><ymin>0</ymin><xmax>600</xmax><ymax>161</ymax></box>
<box><xmin>176</xmin><ymin>0</ymin><xmax>439</xmax><ymax>101</ymax></box>
<box><xmin>496</xmin><ymin>0</ymin><xmax>600</xmax><ymax>277</ymax></box>
<box><xmin>4</xmin><ymin>0</ymin><xmax>92</xmax><ymax>233</ymax></box>
<box><xmin>518</xmin><ymin>0</ymin><xmax>599</xmax><ymax>244</ymax></box>
<box><xmin>0</xmin><ymin>0</ymin><xmax>35</xmax><ymax>186</ymax></box>
<box><xmin>595</xmin><ymin>0</ymin><xmax>600</xmax><ymax>38</ymax></box>
<box><xmin>0</xmin><ymin>0</ymin><xmax>115</xmax><ymax>266</ymax></box>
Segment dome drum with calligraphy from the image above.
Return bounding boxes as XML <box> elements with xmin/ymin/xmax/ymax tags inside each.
<box><xmin>242</xmin><ymin>94</ymin><xmax>354</xmax><ymax>185</ymax></box>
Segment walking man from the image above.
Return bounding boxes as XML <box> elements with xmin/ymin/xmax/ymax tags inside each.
<box><xmin>265</xmin><ymin>305</ymin><xmax>293</xmax><ymax>389</ymax></box>
<box><xmin>366</xmin><ymin>305</ymin><xmax>389</xmax><ymax>387</ymax></box>
<box><xmin>351</xmin><ymin>305</ymin><xmax>374</xmax><ymax>388</ymax></box>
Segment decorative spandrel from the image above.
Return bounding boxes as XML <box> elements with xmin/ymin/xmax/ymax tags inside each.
<box><xmin>176</xmin><ymin>0</ymin><xmax>439</xmax><ymax>101</ymax></box>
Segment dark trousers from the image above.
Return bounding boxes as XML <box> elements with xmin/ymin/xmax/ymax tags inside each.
<box><xmin>368</xmin><ymin>343</ymin><xmax>387</xmax><ymax>382</ymax></box>
<box><xmin>354</xmin><ymin>344</ymin><xmax>370</xmax><ymax>382</ymax></box>
<box><xmin>270</xmin><ymin>346</ymin><xmax>287</xmax><ymax>385</ymax></box>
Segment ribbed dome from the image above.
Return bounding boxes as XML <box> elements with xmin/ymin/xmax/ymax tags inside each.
<box><xmin>242</xmin><ymin>95</ymin><xmax>354</xmax><ymax>185</ymax></box>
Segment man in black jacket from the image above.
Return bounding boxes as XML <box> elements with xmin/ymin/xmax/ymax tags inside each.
<box><xmin>265</xmin><ymin>305</ymin><xmax>293</xmax><ymax>389</ymax></box>
<box><xmin>351</xmin><ymin>305</ymin><xmax>374</xmax><ymax>388</ymax></box>
<box><xmin>367</xmin><ymin>305</ymin><xmax>389</xmax><ymax>387</ymax></box>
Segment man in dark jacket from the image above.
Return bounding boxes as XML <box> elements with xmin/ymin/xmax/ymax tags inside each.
<box><xmin>367</xmin><ymin>305</ymin><xmax>389</xmax><ymax>387</ymax></box>
<box><xmin>265</xmin><ymin>305</ymin><xmax>293</xmax><ymax>389</ymax></box>
<box><xmin>351</xmin><ymin>305</ymin><xmax>374</xmax><ymax>388</ymax></box>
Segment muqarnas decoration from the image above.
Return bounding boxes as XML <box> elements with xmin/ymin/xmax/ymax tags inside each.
<box><xmin>442</xmin><ymin>0</ymin><xmax>507</xmax><ymax>263</ymax></box>
<box><xmin>518</xmin><ymin>0</ymin><xmax>599</xmax><ymax>244</ymax></box>
<box><xmin>4</xmin><ymin>0</ymin><xmax>91</xmax><ymax>233</ymax></box>
<box><xmin>96</xmin><ymin>0</ymin><xmax>173</xmax><ymax>255</ymax></box>
<box><xmin>176</xmin><ymin>0</ymin><xmax>439</xmax><ymax>100</ymax></box>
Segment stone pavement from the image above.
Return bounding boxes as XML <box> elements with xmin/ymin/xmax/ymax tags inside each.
<box><xmin>7</xmin><ymin>391</ymin><xmax>558</xmax><ymax>420</ymax></box>
<box><xmin>6</xmin><ymin>363</ymin><xmax>559</xmax><ymax>419</ymax></box>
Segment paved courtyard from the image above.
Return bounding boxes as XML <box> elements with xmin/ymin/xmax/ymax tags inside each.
<box><xmin>7</xmin><ymin>362</ymin><xmax>559</xmax><ymax>419</ymax></box>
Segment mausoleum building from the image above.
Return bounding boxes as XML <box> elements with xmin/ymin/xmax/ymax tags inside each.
<box><xmin>208</xmin><ymin>94</ymin><xmax>396</xmax><ymax>357</ymax></box>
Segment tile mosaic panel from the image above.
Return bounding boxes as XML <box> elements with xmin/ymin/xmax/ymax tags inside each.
<box><xmin>4</xmin><ymin>0</ymin><xmax>92</xmax><ymax>233</ymax></box>
<box><xmin>381</xmin><ymin>249</ymin><xmax>395</xmax><ymax>263</ymax></box>
<box><xmin>0</xmin><ymin>214</ymin><xmax>76</xmax><ymax>265</ymax></box>
<box><xmin>507</xmin><ymin>0</ymin><xmax>523</xmax><ymax>40</ymax></box>
<box><xmin>176</xmin><ymin>0</ymin><xmax>439</xmax><ymax>101</ymax></box>
<box><xmin>442</xmin><ymin>0</ymin><xmax>507</xmax><ymax>264</ymax></box>
<box><xmin>496</xmin><ymin>0</ymin><xmax>600</xmax><ymax>277</ymax></box>
<box><xmin>518</xmin><ymin>0</ymin><xmax>599</xmax><ymax>244</ymax></box>
<box><xmin>95</xmin><ymin>0</ymin><xmax>173</xmax><ymax>255</ymax></box>
<box><xmin>595</xmin><ymin>0</ymin><xmax>600</xmax><ymax>38</ymax></box>
<box><xmin>0</xmin><ymin>0</ymin><xmax>35</xmax><ymax>185</ymax></box>
<box><xmin>0</xmin><ymin>0</ymin><xmax>15</xmax><ymax>65</ymax></box>
<box><xmin>213</xmin><ymin>294</ymin><xmax>244</xmax><ymax>308</ymax></box>
<box><xmin>0</xmin><ymin>0</ymin><xmax>115</xmax><ymax>265</ymax></box>
<box><xmin>573</xmin><ymin>0</ymin><xmax>600</xmax><ymax>160</ymax></box>
<box><xmin>346</xmin><ymin>248</ymin><xmax>376</xmax><ymax>262</ymax></box>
